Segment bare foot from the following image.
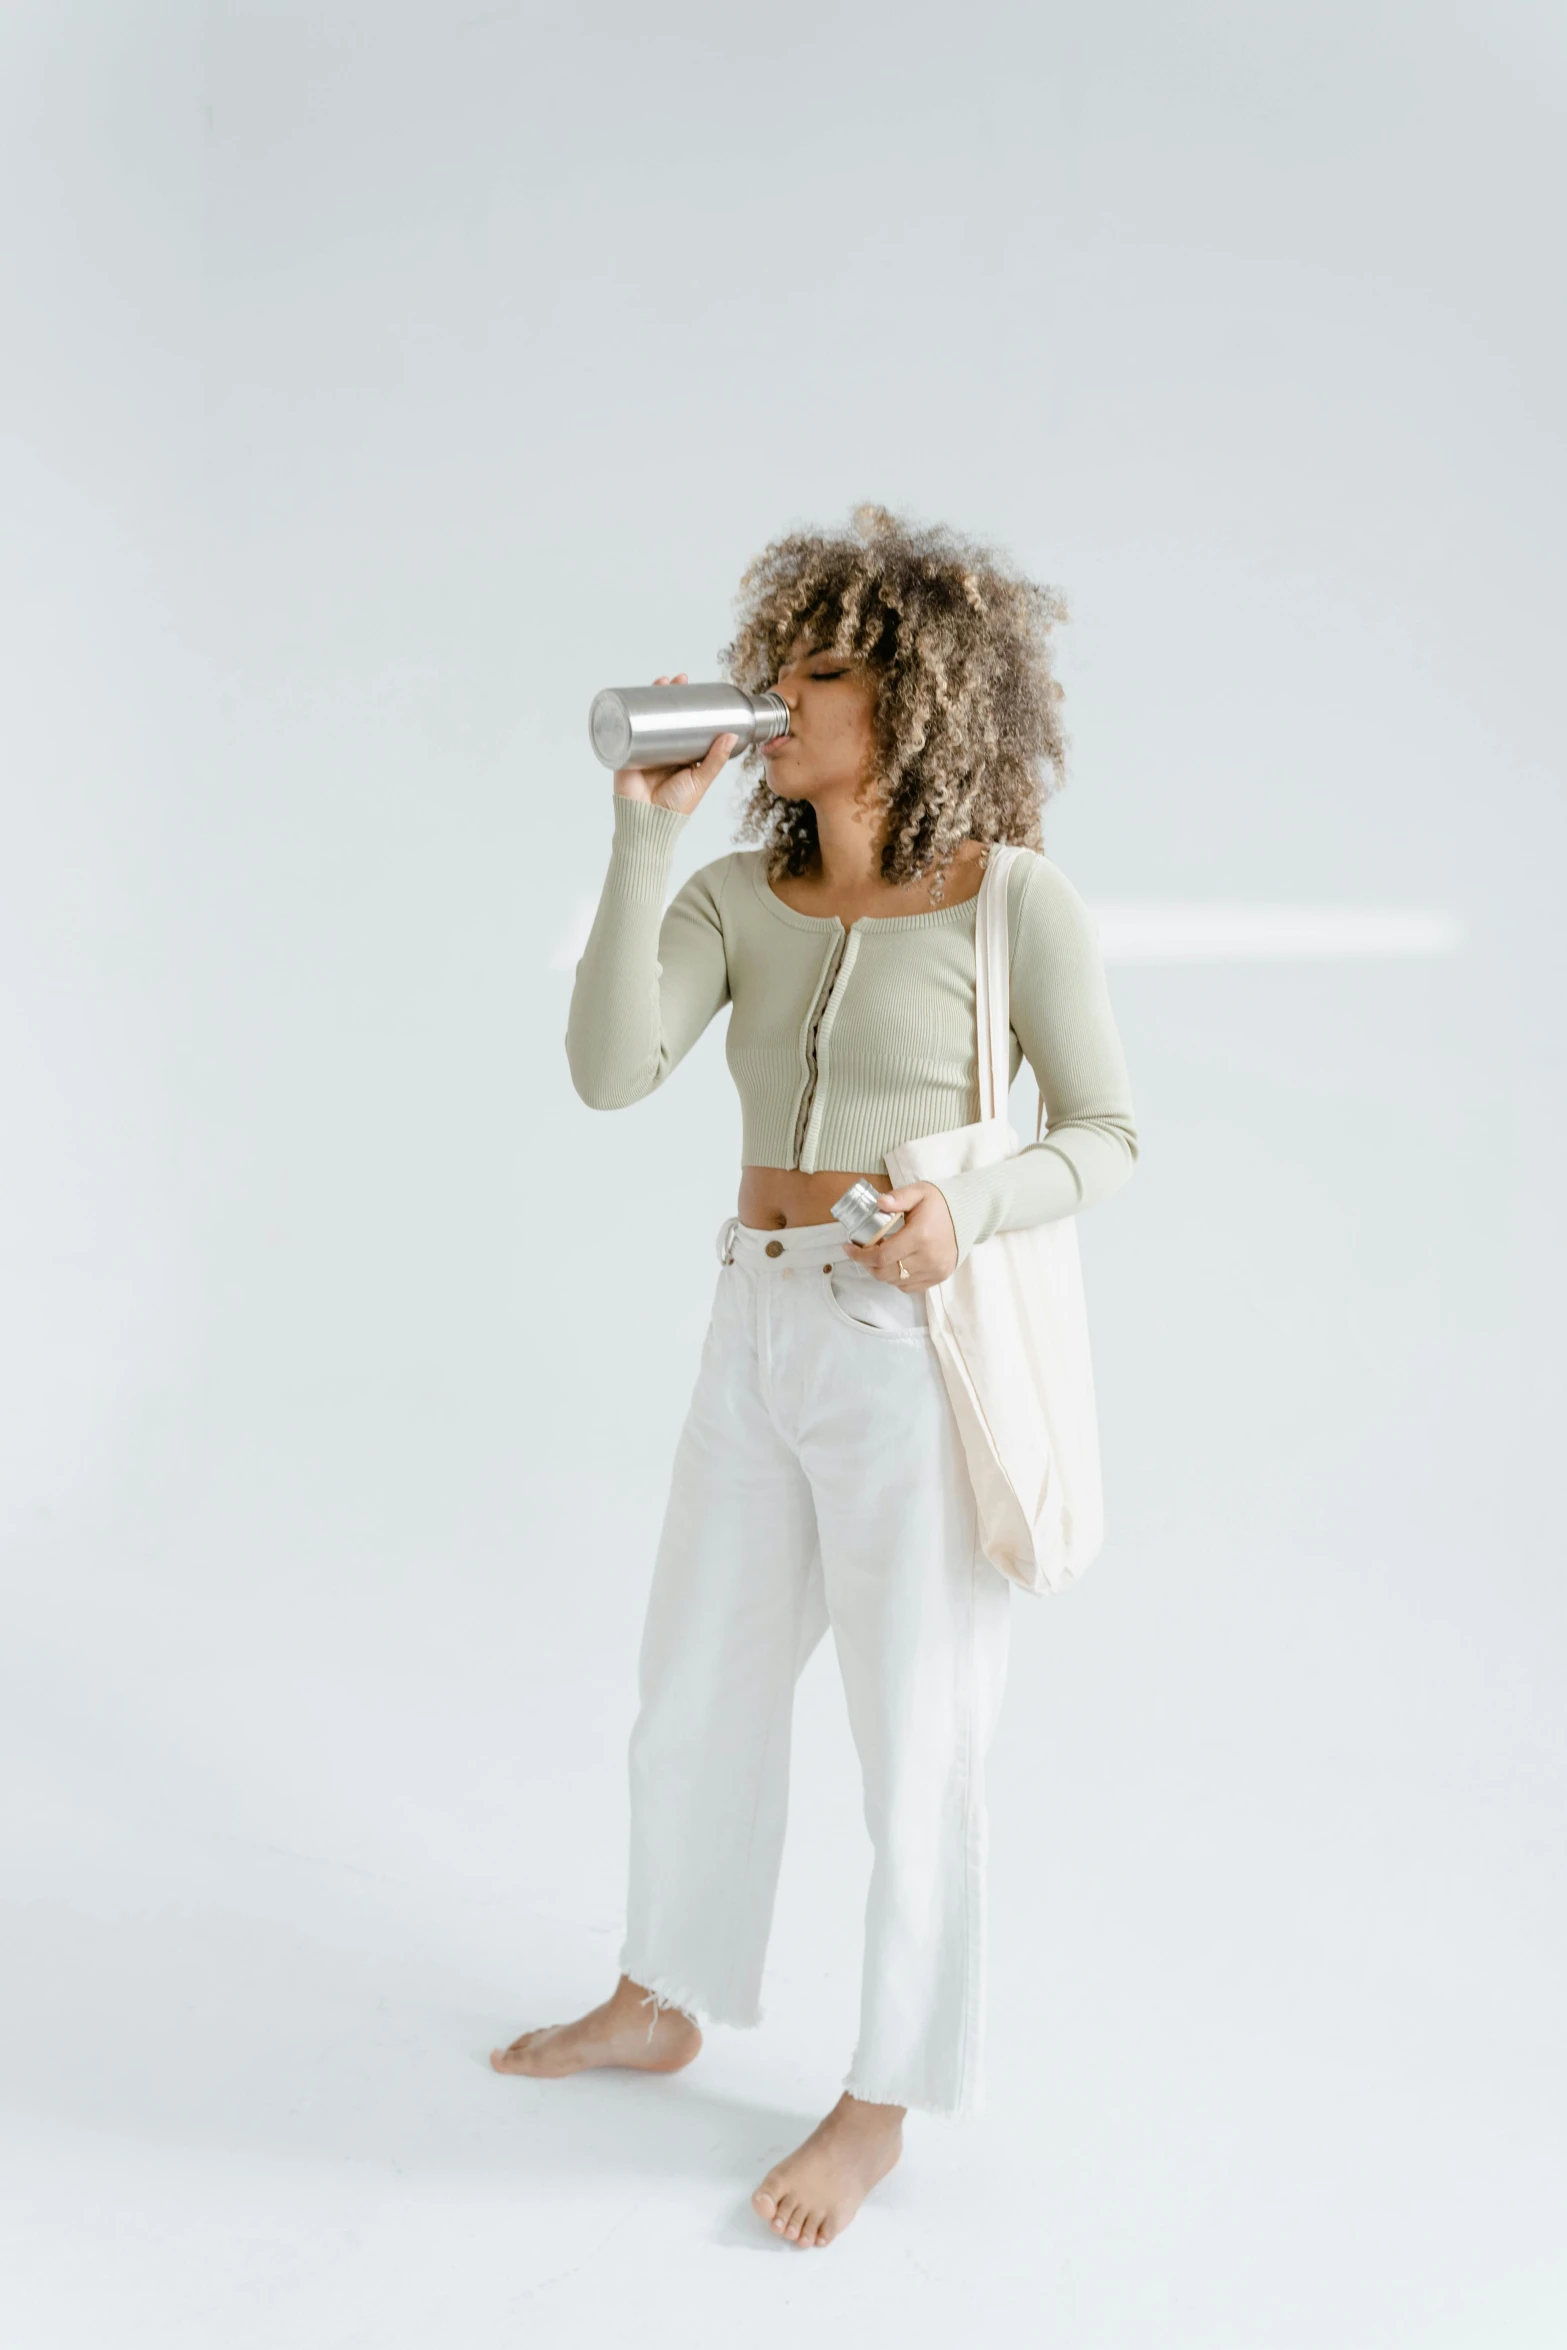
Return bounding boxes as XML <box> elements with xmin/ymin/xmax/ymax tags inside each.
<box><xmin>489</xmin><ymin>1973</ymin><xmax>702</xmax><ymax>2079</ymax></box>
<box><xmin>752</xmin><ymin>2091</ymin><xmax>905</xmax><ymax>2247</ymax></box>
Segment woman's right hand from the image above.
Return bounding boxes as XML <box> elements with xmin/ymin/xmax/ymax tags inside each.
<box><xmin>613</xmin><ymin>672</ymin><xmax>739</xmax><ymax>816</ymax></box>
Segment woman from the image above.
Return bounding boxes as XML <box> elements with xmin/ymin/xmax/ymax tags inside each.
<box><xmin>492</xmin><ymin>507</ymin><xmax>1139</xmax><ymax>2248</ymax></box>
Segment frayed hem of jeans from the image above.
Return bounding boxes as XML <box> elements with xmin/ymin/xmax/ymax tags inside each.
<box><xmin>842</xmin><ymin>2068</ymin><xmax>983</xmax><ymax>2122</ymax></box>
<box><xmin>619</xmin><ymin>1958</ymin><xmax>764</xmax><ymax>2039</ymax></box>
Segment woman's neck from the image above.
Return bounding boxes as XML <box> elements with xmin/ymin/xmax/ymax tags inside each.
<box><xmin>809</xmin><ymin>793</ymin><xmax>889</xmax><ymax>892</ymax></box>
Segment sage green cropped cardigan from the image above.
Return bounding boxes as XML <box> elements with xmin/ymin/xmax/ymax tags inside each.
<box><xmin>565</xmin><ymin>795</ymin><xmax>1140</xmax><ymax>1264</ymax></box>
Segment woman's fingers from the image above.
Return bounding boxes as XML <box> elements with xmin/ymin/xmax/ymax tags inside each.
<box><xmin>847</xmin><ymin>1185</ymin><xmax>957</xmax><ymax>1286</ymax></box>
<box><xmin>694</xmin><ymin>731</ymin><xmax>739</xmax><ymax>784</ymax></box>
<box><xmin>891</xmin><ymin>1188</ymin><xmax>957</xmax><ymax>1287</ymax></box>
<box><xmin>654</xmin><ymin>731</ymin><xmax>738</xmax><ymax>813</ymax></box>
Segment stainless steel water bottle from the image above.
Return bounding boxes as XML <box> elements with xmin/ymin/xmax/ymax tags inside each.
<box><xmin>830</xmin><ymin>1180</ymin><xmax>906</xmax><ymax>1246</ymax></box>
<box><xmin>587</xmin><ymin>682</ymin><xmax>789</xmax><ymax>771</ymax></box>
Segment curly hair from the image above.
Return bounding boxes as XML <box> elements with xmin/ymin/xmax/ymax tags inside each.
<box><xmin>721</xmin><ymin>504</ymin><xmax>1069</xmax><ymax>903</ymax></box>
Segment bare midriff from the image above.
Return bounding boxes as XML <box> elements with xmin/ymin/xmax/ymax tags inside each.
<box><xmin>737</xmin><ymin>1166</ymin><xmax>888</xmax><ymax>1230</ymax></box>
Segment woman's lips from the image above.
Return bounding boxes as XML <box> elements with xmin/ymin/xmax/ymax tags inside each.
<box><xmin>760</xmin><ymin>735</ymin><xmax>791</xmax><ymax>757</ymax></box>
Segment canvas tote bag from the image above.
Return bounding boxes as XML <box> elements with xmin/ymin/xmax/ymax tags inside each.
<box><xmin>883</xmin><ymin>843</ymin><xmax>1104</xmax><ymax>1596</ymax></box>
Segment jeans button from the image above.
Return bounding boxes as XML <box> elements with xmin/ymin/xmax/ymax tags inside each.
<box><xmin>765</xmin><ymin>1239</ymin><xmax>784</xmax><ymax>1257</ymax></box>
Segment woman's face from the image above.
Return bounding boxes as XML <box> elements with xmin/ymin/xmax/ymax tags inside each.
<box><xmin>757</xmin><ymin>633</ymin><xmax>880</xmax><ymax>813</ymax></box>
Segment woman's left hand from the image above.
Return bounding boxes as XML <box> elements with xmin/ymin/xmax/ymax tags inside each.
<box><xmin>845</xmin><ymin>1183</ymin><xmax>959</xmax><ymax>1292</ymax></box>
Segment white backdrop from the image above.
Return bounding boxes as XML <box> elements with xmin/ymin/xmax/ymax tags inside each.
<box><xmin>3</xmin><ymin>3</ymin><xmax>1564</xmax><ymax>2343</ymax></box>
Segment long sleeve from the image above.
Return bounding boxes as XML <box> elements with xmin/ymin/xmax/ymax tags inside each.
<box><xmin>930</xmin><ymin>853</ymin><xmax>1140</xmax><ymax>1263</ymax></box>
<box><xmin>565</xmin><ymin>794</ymin><xmax>732</xmax><ymax>1109</ymax></box>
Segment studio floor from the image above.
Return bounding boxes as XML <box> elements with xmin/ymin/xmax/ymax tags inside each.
<box><xmin>4</xmin><ymin>1439</ymin><xmax>1564</xmax><ymax>2347</ymax></box>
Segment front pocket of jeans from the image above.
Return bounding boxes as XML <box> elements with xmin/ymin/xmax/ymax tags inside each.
<box><xmin>822</xmin><ymin>1263</ymin><xmax>932</xmax><ymax>1341</ymax></box>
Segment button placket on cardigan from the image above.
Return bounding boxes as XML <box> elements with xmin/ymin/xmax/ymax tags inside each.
<box><xmin>794</xmin><ymin>929</ymin><xmax>860</xmax><ymax>1172</ymax></box>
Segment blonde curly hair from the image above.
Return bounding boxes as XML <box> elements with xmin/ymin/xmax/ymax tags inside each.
<box><xmin>721</xmin><ymin>504</ymin><xmax>1069</xmax><ymax>903</ymax></box>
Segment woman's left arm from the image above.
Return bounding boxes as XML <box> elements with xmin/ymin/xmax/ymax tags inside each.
<box><xmin>928</xmin><ymin>853</ymin><xmax>1140</xmax><ymax>1265</ymax></box>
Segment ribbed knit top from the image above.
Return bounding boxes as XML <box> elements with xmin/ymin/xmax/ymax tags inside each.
<box><xmin>565</xmin><ymin>795</ymin><xmax>1140</xmax><ymax>1264</ymax></box>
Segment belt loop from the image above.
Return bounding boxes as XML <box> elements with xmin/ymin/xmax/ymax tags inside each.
<box><xmin>716</xmin><ymin>1214</ymin><xmax>740</xmax><ymax>1267</ymax></box>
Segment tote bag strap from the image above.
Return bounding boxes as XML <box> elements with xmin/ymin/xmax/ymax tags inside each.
<box><xmin>975</xmin><ymin>842</ymin><xmax>1047</xmax><ymax>1142</ymax></box>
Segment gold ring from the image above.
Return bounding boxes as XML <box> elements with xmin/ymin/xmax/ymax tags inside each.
<box><xmin>897</xmin><ymin>1260</ymin><xmax>909</xmax><ymax>1281</ymax></box>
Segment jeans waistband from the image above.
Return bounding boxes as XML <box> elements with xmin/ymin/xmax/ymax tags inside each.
<box><xmin>716</xmin><ymin>1214</ymin><xmax>852</xmax><ymax>1268</ymax></box>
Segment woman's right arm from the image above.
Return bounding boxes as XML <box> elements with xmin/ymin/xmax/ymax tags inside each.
<box><xmin>564</xmin><ymin>797</ymin><xmax>732</xmax><ymax>1108</ymax></box>
<box><xmin>564</xmin><ymin>687</ymin><xmax>738</xmax><ymax>1110</ymax></box>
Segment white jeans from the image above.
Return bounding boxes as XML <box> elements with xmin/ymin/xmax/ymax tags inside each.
<box><xmin>618</xmin><ymin>1214</ymin><xmax>1013</xmax><ymax>2120</ymax></box>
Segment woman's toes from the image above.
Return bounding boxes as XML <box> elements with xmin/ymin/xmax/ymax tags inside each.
<box><xmin>752</xmin><ymin>2183</ymin><xmax>779</xmax><ymax>2221</ymax></box>
<box><xmin>797</xmin><ymin>2209</ymin><xmax>821</xmax><ymax>2247</ymax></box>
